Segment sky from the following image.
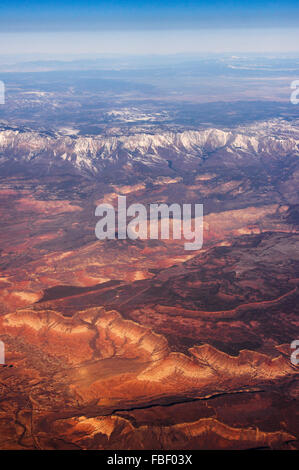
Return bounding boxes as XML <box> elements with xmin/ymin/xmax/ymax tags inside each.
<box><xmin>0</xmin><ymin>1</ymin><xmax>299</xmax><ymax>55</ymax></box>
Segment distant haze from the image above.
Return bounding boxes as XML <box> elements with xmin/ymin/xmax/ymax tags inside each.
<box><xmin>0</xmin><ymin>28</ymin><xmax>299</xmax><ymax>57</ymax></box>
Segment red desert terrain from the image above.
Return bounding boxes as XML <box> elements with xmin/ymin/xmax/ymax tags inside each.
<box><xmin>0</xmin><ymin>122</ymin><xmax>298</xmax><ymax>449</ymax></box>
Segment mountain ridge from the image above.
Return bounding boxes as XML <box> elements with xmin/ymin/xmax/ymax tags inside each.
<box><xmin>0</xmin><ymin>119</ymin><xmax>298</xmax><ymax>177</ymax></box>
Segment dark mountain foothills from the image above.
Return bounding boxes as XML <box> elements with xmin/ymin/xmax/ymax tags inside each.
<box><xmin>0</xmin><ymin>119</ymin><xmax>298</xmax><ymax>450</ymax></box>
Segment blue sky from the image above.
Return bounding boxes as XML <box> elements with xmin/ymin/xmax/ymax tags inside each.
<box><xmin>2</xmin><ymin>1</ymin><xmax>299</xmax><ymax>31</ymax></box>
<box><xmin>0</xmin><ymin>1</ymin><xmax>299</xmax><ymax>55</ymax></box>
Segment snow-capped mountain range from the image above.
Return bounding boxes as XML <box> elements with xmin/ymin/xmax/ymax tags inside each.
<box><xmin>0</xmin><ymin>119</ymin><xmax>298</xmax><ymax>177</ymax></box>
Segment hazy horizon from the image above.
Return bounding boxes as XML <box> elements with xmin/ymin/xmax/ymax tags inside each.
<box><xmin>1</xmin><ymin>1</ymin><xmax>299</xmax><ymax>56</ymax></box>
